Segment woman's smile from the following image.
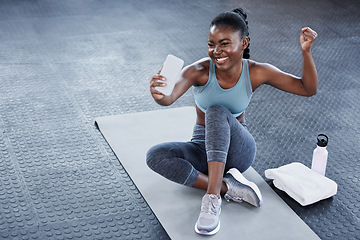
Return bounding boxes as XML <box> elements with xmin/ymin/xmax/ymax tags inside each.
<box><xmin>215</xmin><ymin>56</ymin><xmax>229</xmax><ymax>64</ymax></box>
<box><xmin>208</xmin><ymin>25</ymin><xmax>244</xmax><ymax>71</ymax></box>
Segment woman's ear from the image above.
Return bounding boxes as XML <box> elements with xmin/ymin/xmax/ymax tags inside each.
<box><xmin>242</xmin><ymin>37</ymin><xmax>249</xmax><ymax>49</ymax></box>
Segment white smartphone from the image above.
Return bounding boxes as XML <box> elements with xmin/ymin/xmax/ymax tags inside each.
<box><xmin>155</xmin><ymin>54</ymin><xmax>184</xmax><ymax>96</ymax></box>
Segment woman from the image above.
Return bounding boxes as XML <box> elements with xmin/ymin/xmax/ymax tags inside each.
<box><xmin>147</xmin><ymin>8</ymin><xmax>318</xmax><ymax>236</ymax></box>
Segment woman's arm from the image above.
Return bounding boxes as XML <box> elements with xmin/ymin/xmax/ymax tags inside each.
<box><xmin>300</xmin><ymin>27</ymin><xmax>318</xmax><ymax>96</ymax></box>
<box><xmin>251</xmin><ymin>27</ymin><xmax>318</xmax><ymax>97</ymax></box>
<box><xmin>149</xmin><ymin>58</ymin><xmax>208</xmax><ymax>106</ymax></box>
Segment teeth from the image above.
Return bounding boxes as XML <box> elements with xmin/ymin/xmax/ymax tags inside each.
<box><xmin>216</xmin><ymin>57</ymin><xmax>228</xmax><ymax>62</ymax></box>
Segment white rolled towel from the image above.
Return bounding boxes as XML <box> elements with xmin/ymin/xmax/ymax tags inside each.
<box><xmin>265</xmin><ymin>162</ymin><xmax>337</xmax><ymax>206</ymax></box>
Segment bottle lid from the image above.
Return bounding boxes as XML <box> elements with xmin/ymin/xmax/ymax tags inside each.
<box><xmin>317</xmin><ymin>134</ymin><xmax>328</xmax><ymax>147</ymax></box>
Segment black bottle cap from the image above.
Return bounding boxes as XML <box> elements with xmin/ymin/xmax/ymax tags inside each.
<box><xmin>317</xmin><ymin>134</ymin><xmax>328</xmax><ymax>147</ymax></box>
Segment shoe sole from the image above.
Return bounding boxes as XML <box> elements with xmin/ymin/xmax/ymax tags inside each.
<box><xmin>195</xmin><ymin>221</ymin><xmax>220</xmax><ymax>236</ymax></box>
<box><xmin>227</xmin><ymin>168</ymin><xmax>263</xmax><ymax>207</ymax></box>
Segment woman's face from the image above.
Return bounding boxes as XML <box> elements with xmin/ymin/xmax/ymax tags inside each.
<box><xmin>208</xmin><ymin>25</ymin><xmax>246</xmax><ymax>71</ymax></box>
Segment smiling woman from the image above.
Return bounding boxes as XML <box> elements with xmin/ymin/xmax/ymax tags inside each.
<box><xmin>147</xmin><ymin>7</ymin><xmax>318</xmax><ymax>236</ymax></box>
<box><xmin>207</xmin><ymin>25</ymin><xmax>246</xmax><ymax>76</ymax></box>
<box><xmin>209</xmin><ymin>8</ymin><xmax>250</xmax><ymax>61</ymax></box>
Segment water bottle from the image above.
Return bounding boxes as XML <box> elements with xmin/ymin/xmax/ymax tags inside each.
<box><xmin>311</xmin><ymin>134</ymin><xmax>329</xmax><ymax>176</ymax></box>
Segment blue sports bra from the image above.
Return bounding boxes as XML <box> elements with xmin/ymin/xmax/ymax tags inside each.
<box><xmin>193</xmin><ymin>59</ymin><xmax>253</xmax><ymax>117</ymax></box>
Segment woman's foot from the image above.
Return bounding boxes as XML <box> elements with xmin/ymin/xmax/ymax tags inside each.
<box><xmin>195</xmin><ymin>193</ymin><xmax>222</xmax><ymax>235</ymax></box>
<box><xmin>223</xmin><ymin>168</ymin><xmax>263</xmax><ymax>207</ymax></box>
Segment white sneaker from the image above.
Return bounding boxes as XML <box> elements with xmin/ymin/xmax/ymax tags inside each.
<box><xmin>195</xmin><ymin>194</ymin><xmax>221</xmax><ymax>235</ymax></box>
<box><xmin>223</xmin><ymin>168</ymin><xmax>263</xmax><ymax>207</ymax></box>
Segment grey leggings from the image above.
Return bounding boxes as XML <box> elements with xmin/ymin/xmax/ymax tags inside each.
<box><xmin>146</xmin><ymin>105</ymin><xmax>256</xmax><ymax>187</ymax></box>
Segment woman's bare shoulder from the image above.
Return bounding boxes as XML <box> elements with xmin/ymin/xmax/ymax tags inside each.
<box><xmin>248</xmin><ymin>59</ymin><xmax>277</xmax><ymax>73</ymax></box>
<box><xmin>183</xmin><ymin>57</ymin><xmax>210</xmax><ymax>85</ymax></box>
<box><xmin>247</xmin><ymin>59</ymin><xmax>273</xmax><ymax>90</ymax></box>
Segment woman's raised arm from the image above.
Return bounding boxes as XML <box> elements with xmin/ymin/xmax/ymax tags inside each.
<box><xmin>251</xmin><ymin>27</ymin><xmax>318</xmax><ymax>97</ymax></box>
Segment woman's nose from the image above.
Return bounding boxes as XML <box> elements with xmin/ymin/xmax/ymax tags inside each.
<box><xmin>214</xmin><ymin>45</ymin><xmax>222</xmax><ymax>54</ymax></box>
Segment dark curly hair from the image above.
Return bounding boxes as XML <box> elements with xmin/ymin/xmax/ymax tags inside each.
<box><xmin>210</xmin><ymin>8</ymin><xmax>250</xmax><ymax>59</ymax></box>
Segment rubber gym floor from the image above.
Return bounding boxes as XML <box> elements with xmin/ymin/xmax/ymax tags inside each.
<box><xmin>0</xmin><ymin>0</ymin><xmax>359</xmax><ymax>239</ymax></box>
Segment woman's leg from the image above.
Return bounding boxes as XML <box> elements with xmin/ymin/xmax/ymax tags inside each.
<box><xmin>205</xmin><ymin>106</ymin><xmax>261</xmax><ymax>207</ymax></box>
<box><xmin>203</xmin><ymin>105</ymin><xmax>261</xmax><ymax>205</ymax></box>
<box><xmin>147</xmin><ymin>105</ymin><xmax>257</xmax><ymax>196</ymax></box>
<box><xmin>196</xmin><ymin>105</ymin><xmax>245</xmax><ymax>235</ymax></box>
<box><xmin>146</xmin><ymin>140</ymin><xmax>207</xmax><ymax>187</ymax></box>
<box><xmin>203</xmin><ymin>105</ymin><xmax>255</xmax><ymax>195</ymax></box>
<box><xmin>205</xmin><ymin>105</ymin><xmax>256</xmax><ymax>170</ymax></box>
<box><xmin>192</xmin><ymin>104</ymin><xmax>257</xmax><ymax>194</ymax></box>
<box><xmin>205</xmin><ymin>106</ymin><xmax>261</xmax><ymax>206</ymax></box>
<box><xmin>146</xmin><ymin>129</ymin><xmax>229</xmax><ymax>197</ymax></box>
<box><xmin>193</xmin><ymin>163</ymin><xmax>228</xmax><ymax>196</ymax></box>
<box><xmin>196</xmin><ymin>105</ymin><xmax>261</xmax><ymax>235</ymax></box>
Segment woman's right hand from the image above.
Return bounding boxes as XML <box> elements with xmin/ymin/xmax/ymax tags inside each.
<box><xmin>149</xmin><ymin>70</ymin><xmax>166</xmax><ymax>101</ymax></box>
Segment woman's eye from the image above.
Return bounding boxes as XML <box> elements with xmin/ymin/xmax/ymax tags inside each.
<box><xmin>221</xmin><ymin>42</ymin><xmax>229</xmax><ymax>46</ymax></box>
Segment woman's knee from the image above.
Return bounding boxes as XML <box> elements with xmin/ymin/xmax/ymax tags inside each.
<box><xmin>206</xmin><ymin>105</ymin><xmax>230</xmax><ymax>116</ymax></box>
<box><xmin>205</xmin><ymin>105</ymin><xmax>232</xmax><ymax>123</ymax></box>
<box><xmin>146</xmin><ymin>143</ymin><xmax>178</xmax><ymax>171</ymax></box>
<box><xmin>227</xmin><ymin>141</ymin><xmax>256</xmax><ymax>173</ymax></box>
<box><xmin>146</xmin><ymin>144</ymin><xmax>164</xmax><ymax>170</ymax></box>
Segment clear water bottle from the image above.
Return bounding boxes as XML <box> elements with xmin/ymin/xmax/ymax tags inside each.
<box><xmin>311</xmin><ymin>134</ymin><xmax>329</xmax><ymax>176</ymax></box>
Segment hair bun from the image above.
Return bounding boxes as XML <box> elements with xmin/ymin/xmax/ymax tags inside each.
<box><xmin>231</xmin><ymin>8</ymin><xmax>247</xmax><ymax>21</ymax></box>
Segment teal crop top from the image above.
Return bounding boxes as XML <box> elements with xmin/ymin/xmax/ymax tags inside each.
<box><xmin>193</xmin><ymin>59</ymin><xmax>253</xmax><ymax>117</ymax></box>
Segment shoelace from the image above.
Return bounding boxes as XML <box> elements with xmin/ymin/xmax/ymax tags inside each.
<box><xmin>201</xmin><ymin>195</ymin><xmax>219</xmax><ymax>216</ymax></box>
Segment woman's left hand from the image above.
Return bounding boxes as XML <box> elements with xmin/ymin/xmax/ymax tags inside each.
<box><xmin>300</xmin><ymin>27</ymin><xmax>318</xmax><ymax>52</ymax></box>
